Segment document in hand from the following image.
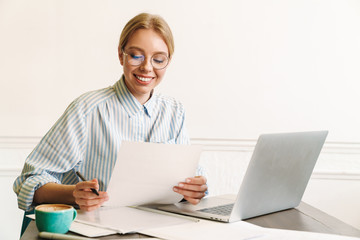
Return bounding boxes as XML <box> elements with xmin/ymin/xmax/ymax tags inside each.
<box><xmin>105</xmin><ymin>141</ymin><xmax>203</xmax><ymax>207</ymax></box>
<box><xmin>75</xmin><ymin>142</ymin><xmax>203</xmax><ymax>235</ymax></box>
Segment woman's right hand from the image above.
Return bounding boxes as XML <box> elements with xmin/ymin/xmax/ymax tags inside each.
<box><xmin>73</xmin><ymin>179</ymin><xmax>109</xmax><ymax>211</ymax></box>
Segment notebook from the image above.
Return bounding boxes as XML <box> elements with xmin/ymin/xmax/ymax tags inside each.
<box><xmin>158</xmin><ymin>131</ymin><xmax>328</xmax><ymax>222</ymax></box>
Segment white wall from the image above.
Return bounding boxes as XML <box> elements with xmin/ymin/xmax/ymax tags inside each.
<box><xmin>1</xmin><ymin>174</ymin><xmax>23</xmax><ymax>239</ymax></box>
<box><xmin>0</xmin><ymin>138</ymin><xmax>34</xmax><ymax>240</ymax></box>
<box><xmin>1</xmin><ymin>0</ymin><xmax>360</xmax><ymax>238</ymax></box>
<box><xmin>1</xmin><ymin>0</ymin><xmax>360</xmax><ymax>141</ymax></box>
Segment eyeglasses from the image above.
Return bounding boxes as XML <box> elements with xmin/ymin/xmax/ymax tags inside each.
<box><xmin>122</xmin><ymin>49</ymin><xmax>169</xmax><ymax>70</ymax></box>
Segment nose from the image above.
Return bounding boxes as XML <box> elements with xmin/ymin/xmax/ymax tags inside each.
<box><xmin>140</xmin><ymin>57</ymin><xmax>153</xmax><ymax>72</ymax></box>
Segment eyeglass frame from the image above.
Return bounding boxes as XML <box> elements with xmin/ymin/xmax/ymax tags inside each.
<box><xmin>121</xmin><ymin>49</ymin><xmax>170</xmax><ymax>70</ymax></box>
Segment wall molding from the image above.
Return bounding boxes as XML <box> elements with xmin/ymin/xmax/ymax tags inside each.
<box><xmin>1</xmin><ymin>136</ymin><xmax>360</xmax><ymax>180</ymax></box>
<box><xmin>192</xmin><ymin>138</ymin><xmax>360</xmax><ymax>180</ymax></box>
<box><xmin>312</xmin><ymin>172</ymin><xmax>360</xmax><ymax>180</ymax></box>
<box><xmin>0</xmin><ymin>167</ymin><xmax>21</xmax><ymax>177</ymax></box>
<box><xmin>0</xmin><ymin>136</ymin><xmax>41</xmax><ymax>149</ymax></box>
<box><xmin>1</xmin><ymin>136</ymin><xmax>360</xmax><ymax>152</ymax></box>
<box><xmin>191</xmin><ymin>138</ymin><xmax>360</xmax><ymax>154</ymax></box>
<box><xmin>3</xmin><ymin>169</ymin><xmax>359</xmax><ymax>180</ymax></box>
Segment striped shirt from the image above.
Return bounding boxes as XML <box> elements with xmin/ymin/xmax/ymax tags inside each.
<box><xmin>13</xmin><ymin>76</ymin><xmax>190</xmax><ymax>211</ymax></box>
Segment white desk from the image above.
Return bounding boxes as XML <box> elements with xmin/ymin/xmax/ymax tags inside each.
<box><xmin>21</xmin><ymin>202</ymin><xmax>360</xmax><ymax>239</ymax></box>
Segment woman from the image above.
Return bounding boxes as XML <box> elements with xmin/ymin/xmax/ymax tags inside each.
<box><xmin>13</xmin><ymin>13</ymin><xmax>207</xmax><ymax>213</ymax></box>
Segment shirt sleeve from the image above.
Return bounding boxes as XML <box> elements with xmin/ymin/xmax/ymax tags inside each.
<box><xmin>13</xmin><ymin>99</ymin><xmax>88</xmax><ymax>211</ymax></box>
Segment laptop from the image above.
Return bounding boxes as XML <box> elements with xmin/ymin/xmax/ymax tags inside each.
<box><xmin>158</xmin><ymin>131</ymin><xmax>328</xmax><ymax>222</ymax></box>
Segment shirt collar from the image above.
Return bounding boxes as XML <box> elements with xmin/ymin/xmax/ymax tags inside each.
<box><xmin>114</xmin><ymin>75</ymin><xmax>156</xmax><ymax>118</ymax></box>
<box><xmin>143</xmin><ymin>91</ymin><xmax>155</xmax><ymax>117</ymax></box>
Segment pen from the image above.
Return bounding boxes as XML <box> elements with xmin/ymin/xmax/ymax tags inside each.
<box><xmin>76</xmin><ymin>171</ymin><xmax>100</xmax><ymax>196</ymax></box>
<box><xmin>39</xmin><ymin>232</ymin><xmax>95</xmax><ymax>240</ymax></box>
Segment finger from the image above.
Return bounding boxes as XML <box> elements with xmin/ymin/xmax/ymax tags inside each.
<box><xmin>75</xmin><ymin>180</ymin><xmax>99</xmax><ymax>191</ymax></box>
<box><xmin>73</xmin><ymin>189</ymin><xmax>97</xmax><ymax>199</ymax></box>
<box><xmin>75</xmin><ymin>192</ymin><xmax>109</xmax><ymax>205</ymax></box>
<box><xmin>183</xmin><ymin>196</ymin><xmax>201</xmax><ymax>205</ymax></box>
<box><xmin>185</xmin><ymin>176</ymin><xmax>207</xmax><ymax>185</ymax></box>
<box><xmin>73</xmin><ymin>190</ymin><xmax>108</xmax><ymax>200</ymax></box>
<box><xmin>173</xmin><ymin>187</ymin><xmax>206</xmax><ymax>199</ymax></box>
<box><xmin>76</xmin><ymin>197</ymin><xmax>103</xmax><ymax>207</ymax></box>
<box><xmin>177</xmin><ymin>182</ymin><xmax>208</xmax><ymax>192</ymax></box>
<box><xmin>76</xmin><ymin>195</ymin><xmax>108</xmax><ymax>206</ymax></box>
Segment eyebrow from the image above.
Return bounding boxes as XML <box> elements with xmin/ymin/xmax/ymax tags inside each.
<box><xmin>125</xmin><ymin>46</ymin><xmax>168</xmax><ymax>56</ymax></box>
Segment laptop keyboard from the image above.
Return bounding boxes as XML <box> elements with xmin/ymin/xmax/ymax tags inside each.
<box><xmin>197</xmin><ymin>203</ymin><xmax>234</xmax><ymax>216</ymax></box>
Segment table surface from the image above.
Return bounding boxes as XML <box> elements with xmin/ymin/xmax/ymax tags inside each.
<box><xmin>21</xmin><ymin>202</ymin><xmax>360</xmax><ymax>239</ymax></box>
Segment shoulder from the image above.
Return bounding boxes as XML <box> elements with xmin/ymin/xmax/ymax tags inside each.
<box><xmin>67</xmin><ymin>85</ymin><xmax>117</xmax><ymax>116</ymax></box>
<box><xmin>151</xmin><ymin>93</ymin><xmax>187</xmax><ymax>121</ymax></box>
<box><xmin>154</xmin><ymin>93</ymin><xmax>186</xmax><ymax>113</ymax></box>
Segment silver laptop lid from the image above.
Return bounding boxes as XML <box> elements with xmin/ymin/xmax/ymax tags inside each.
<box><xmin>230</xmin><ymin>131</ymin><xmax>328</xmax><ymax>221</ymax></box>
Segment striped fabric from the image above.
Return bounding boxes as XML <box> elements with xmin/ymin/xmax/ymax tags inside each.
<box><xmin>13</xmin><ymin>76</ymin><xmax>190</xmax><ymax>211</ymax></box>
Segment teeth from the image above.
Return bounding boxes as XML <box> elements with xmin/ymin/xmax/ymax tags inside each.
<box><xmin>136</xmin><ymin>75</ymin><xmax>152</xmax><ymax>82</ymax></box>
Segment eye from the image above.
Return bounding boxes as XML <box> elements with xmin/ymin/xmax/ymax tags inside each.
<box><xmin>152</xmin><ymin>54</ymin><xmax>167</xmax><ymax>64</ymax></box>
<box><xmin>153</xmin><ymin>58</ymin><xmax>164</xmax><ymax>64</ymax></box>
<box><xmin>130</xmin><ymin>54</ymin><xmax>144</xmax><ymax>60</ymax></box>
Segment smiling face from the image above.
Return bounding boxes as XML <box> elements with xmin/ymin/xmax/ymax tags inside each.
<box><xmin>119</xmin><ymin>28</ymin><xmax>170</xmax><ymax>104</ymax></box>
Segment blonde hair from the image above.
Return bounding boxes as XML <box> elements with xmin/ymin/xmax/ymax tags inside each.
<box><xmin>119</xmin><ymin>13</ymin><xmax>174</xmax><ymax>58</ymax></box>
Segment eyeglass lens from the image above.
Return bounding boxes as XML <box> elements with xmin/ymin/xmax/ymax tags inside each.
<box><xmin>125</xmin><ymin>50</ymin><xmax>169</xmax><ymax>69</ymax></box>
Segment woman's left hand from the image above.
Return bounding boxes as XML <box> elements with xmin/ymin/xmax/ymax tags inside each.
<box><xmin>173</xmin><ymin>176</ymin><xmax>207</xmax><ymax>204</ymax></box>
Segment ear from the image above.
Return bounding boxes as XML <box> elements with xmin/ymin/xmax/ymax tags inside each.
<box><xmin>118</xmin><ymin>47</ymin><xmax>124</xmax><ymax>66</ymax></box>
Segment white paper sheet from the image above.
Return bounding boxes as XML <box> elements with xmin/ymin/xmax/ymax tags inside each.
<box><xmin>141</xmin><ymin>219</ymin><xmax>360</xmax><ymax>240</ymax></box>
<box><xmin>263</xmin><ymin>228</ymin><xmax>360</xmax><ymax>240</ymax></box>
<box><xmin>105</xmin><ymin>141</ymin><xmax>202</xmax><ymax>207</ymax></box>
<box><xmin>140</xmin><ymin>220</ymin><xmax>266</xmax><ymax>240</ymax></box>
<box><xmin>75</xmin><ymin>206</ymin><xmax>196</xmax><ymax>234</ymax></box>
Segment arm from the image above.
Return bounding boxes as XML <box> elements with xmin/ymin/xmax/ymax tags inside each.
<box><xmin>13</xmin><ymin>99</ymin><xmax>88</xmax><ymax>211</ymax></box>
<box><xmin>34</xmin><ymin>183</ymin><xmax>76</xmax><ymax>205</ymax></box>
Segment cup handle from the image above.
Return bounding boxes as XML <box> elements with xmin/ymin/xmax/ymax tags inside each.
<box><xmin>72</xmin><ymin>208</ymin><xmax>77</xmax><ymax>221</ymax></box>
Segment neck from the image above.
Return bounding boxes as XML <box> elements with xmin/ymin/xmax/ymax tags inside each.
<box><xmin>137</xmin><ymin>94</ymin><xmax>151</xmax><ymax>105</ymax></box>
<box><xmin>134</xmin><ymin>89</ymin><xmax>154</xmax><ymax>105</ymax></box>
